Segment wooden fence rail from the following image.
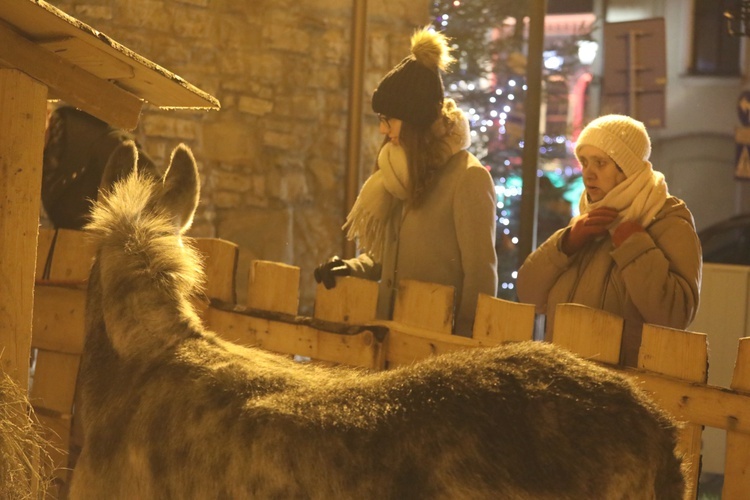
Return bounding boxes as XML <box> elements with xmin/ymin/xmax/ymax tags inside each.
<box><xmin>30</xmin><ymin>229</ymin><xmax>750</xmax><ymax>499</ymax></box>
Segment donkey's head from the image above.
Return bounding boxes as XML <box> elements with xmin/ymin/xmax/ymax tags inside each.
<box><xmin>86</xmin><ymin>142</ymin><xmax>204</xmax><ymax>359</ymax></box>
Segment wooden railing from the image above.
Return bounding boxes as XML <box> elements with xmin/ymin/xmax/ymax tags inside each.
<box><xmin>31</xmin><ymin>230</ymin><xmax>750</xmax><ymax>499</ymax></box>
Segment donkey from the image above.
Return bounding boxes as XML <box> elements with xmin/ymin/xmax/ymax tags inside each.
<box><xmin>69</xmin><ymin>141</ymin><xmax>686</xmax><ymax>499</ymax></box>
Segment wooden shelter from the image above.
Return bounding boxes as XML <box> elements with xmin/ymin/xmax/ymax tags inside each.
<box><xmin>0</xmin><ymin>0</ymin><xmax>219</xmax><ymax>393</ymax></box>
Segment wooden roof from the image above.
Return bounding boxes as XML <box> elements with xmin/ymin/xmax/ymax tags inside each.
<box><xmin>0</xmin><ymin>0</ymin><xmax>220</xmax><ymax>129</ymax></box>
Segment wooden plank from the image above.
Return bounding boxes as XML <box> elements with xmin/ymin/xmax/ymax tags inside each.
<box><xmin>47</xmin><ymin>228</ymin><xmax>95</xmax><ymax>282</ymax></box>
<box><xmin>246</xmin><ymin>260</ymin><xmax>300</xmax><ymax>315</ymax></box>
<box><xmin>639</xmin><ymin>323</ymin><xmax>708</xmax><ymax>499</ymax></box>
<box><xmin>0</xmin><ymin>0</ymin><xmax>220</xmax><ymax>110</ymax></box>
<box><xmin>551</xmin><ymin>303</ymin><xmax>623</xmax><ymax>364</ymax></box>
<box><xmin>205</xmin><ymin>306</ymin><xmax>259</xmax><ymax>347</ymax></box>
<box><xmin>472</xmin><ymin>293</ymin><xmax>535</xmax><ymax>342</ymax></box>
<box><xmin>206</xmin><ymin>305</ymin><xmax>384</xmax><ymax>369</ymax></box>
<box><xmin>29</xmin><ymin>350</ymin><xmax>80</xmax><ymax>415</ymax></box>
<box><xmin>39</xmin><ymin>37</ymin><xmax>135</xmax><ymax>80</ymax></box>
<box><xmin>193</xmin><ymin>237</ymin><xmax>238</xmax><ymax>304</ymax></box>
<box><xmin>724</xmin><ymin>337</ymin><xmax>750</xmax><ymax>498</ymax></box>
<box><xmin>0</xmin><ymin>21</ymin><xmax>143</xmax><ymax>130</ymax></box>
<box><xmin>382</xmin><ymin>320</ymin><xmax>484</xmax><ymax>368</ymax></box>
<box><xmin>0</xmin><ymin>69</ymin><xmax>47</xmax><ymax>393</ymax></box>
<box><xmin>392</xmin><ymin>279</ymin><xmax>455</xmax><ymax>335</ymax></box>
<box><xmin>31</xmin><ymin>286</ymin><xmax>87</xmax><ymax>354</ymax></box>
<box><xmin>313</xmin><ymin>276</ymin><xmax>378</xmax><ymax>324</ymax></box>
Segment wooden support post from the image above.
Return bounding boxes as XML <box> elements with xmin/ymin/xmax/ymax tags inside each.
<box><xmin>313</xmin><ymin>276</ymin><xmax>378</xmax><ymax>324</ymax></box>
<box><xmin>193</xmin><ymin>237</ymin><xmax>239</xmax><ymax>304</ymax></box>
<box><xmin>638</xmin><ymin>323</ymin><xmax>708</xmax><ymax>499</ymax></box>
<box><xmin>0</xmin><ymin>69</ymin><xmax>47</xmax><ymax>392</ymax></box>
<box><xmin>246</xmin><ymin>260</ymin><xmax>300</xmax><ymax>315</ymax></box>
<box><xmin>551</xmin><ymin>303</ymin><xmax>624</xmax><ymax>364</ymax></box>
<box><xmin>472</xmin><ymin>294</ymin><xmax>535</xmax><ymax>342</ymax></box>
<box><xmin>723</xmin><ymin>337</ymin><xmax>750</xmax><ymax>497</ymax></box>
<box><xmin>392</xmin><ymin>279</ymin><xmax>455</xmax><ymax>335</ymax></box>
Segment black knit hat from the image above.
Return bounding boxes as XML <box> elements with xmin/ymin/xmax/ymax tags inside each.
<box><xmin>372</xmin><ymin>27</ymin><xmax>454</xmax><ymax>128</ymax></box>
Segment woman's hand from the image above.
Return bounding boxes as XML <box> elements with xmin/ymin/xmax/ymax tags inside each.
<box><xmin>562</xmin><ymin>207</ymin><xmax>619</xmax><ymax>255</ymax></box>
<box><xmin>612</xmin><ymin>220</ymin><xmax>646</xmax><ymax>248</ymax></box>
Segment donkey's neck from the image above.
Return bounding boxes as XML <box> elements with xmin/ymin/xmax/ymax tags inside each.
<box><xmin>88</xmin><ymin>174</ymin><xmax>204</xmax><ymax>359</ymax></box>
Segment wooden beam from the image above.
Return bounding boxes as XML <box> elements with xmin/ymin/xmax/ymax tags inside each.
<box><xmin>0</xmin><ymin>68</ymin><xmax>47</xmax><ymax>392</ymax></box>
<box><xmin>0</xmin><ymin>21</ymin><xmax>143</xmax><ymax>129</ymax></box>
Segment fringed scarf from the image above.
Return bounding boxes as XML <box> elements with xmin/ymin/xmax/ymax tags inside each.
<box><xmin>342</xmin><ymin>142</ymin><xmax>410</xmax><ymax>260</ymax></box>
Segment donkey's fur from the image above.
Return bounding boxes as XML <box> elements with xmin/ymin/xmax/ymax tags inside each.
<box><xmin>69</xmin><ymin>142</ymin><xmax>686</xmax><ymax>499</ymax></box>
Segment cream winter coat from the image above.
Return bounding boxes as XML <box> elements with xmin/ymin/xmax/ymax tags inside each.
<box><xmin>345</xmin><ymin>116</ymin><xmax>497</xmax><ymax>336</ymax></box>
<box><xmin>516</xmin><ymin>196</ymin><xmax>702</xmax><ymax>365</ymax></box>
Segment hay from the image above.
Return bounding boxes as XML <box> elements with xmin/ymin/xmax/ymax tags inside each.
<box><xmin>0</xmin><ymin>370</ymin><xmax>55</xmax><ymax>499</ymax></box>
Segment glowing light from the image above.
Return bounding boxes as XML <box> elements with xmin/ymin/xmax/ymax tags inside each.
<box><xmin>495</xmin><ymin>89</ymin><xmax>503</xmax><ymax>95</ymax></box>
<box><xmin>503</xmin><ymin>105</ymin><xmax>511</xmax><ymax>112</ymax></box>
<box><xmin>490</xmin><ymin>110</ymin><xmax>498</xmax><ymax>117</ymax></box>
<box><xmin>512</xmin><ymin>237</ymin><xmax>519</xmax><ymax>244</ymax></box>
<box><xmin>489</xmin><ymin>97</ymin><xmax>496</xmax><ymax>103</ymax></box>
<box><xmin>509</xmin><ymin>80</ymin><xmax>516</xmax><ymax>87</ymax></box>
<box><xmin>467</xmin><ymin>83</ymin><xmax>475</xmax><ymax>91</ymax></box>
<box><xmin>511</xmin><ymin>271</ymin><xmax>518</xmax><ymax>279</ymax></box>
<box><xmin>508</xmin><ymin>94</ymin><xmax>515</xmax><ymax>101</ymax></box>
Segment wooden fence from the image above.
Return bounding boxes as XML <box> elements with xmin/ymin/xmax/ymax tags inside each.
<box><xmin>30</xmin><ymin>229</ymin><xmax>750</xmax><ymax>499</ymax></box>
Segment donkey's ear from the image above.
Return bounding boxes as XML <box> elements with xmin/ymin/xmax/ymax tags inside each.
<box><xmin>100</xmin><ymin>141</ymin><xmax>139</xmax><ymax>195</ymax></box>
<box><xmin>159</xmin><ymin>143</ymin><xmax>200</xmax><ymax>233</ymax></box>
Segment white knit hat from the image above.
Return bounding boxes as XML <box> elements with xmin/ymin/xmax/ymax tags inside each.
<box><xmin>575</xmin><ymin>114</ymin><xmax>651</xmax><ymax>178</ymax></box>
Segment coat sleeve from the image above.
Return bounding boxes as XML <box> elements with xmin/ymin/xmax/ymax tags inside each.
<box><xmin>515</xmin><ymin>227</ymin><xmax>573</xmax><ymax>313</ymax></box>
<box><xmin>610</xmin><ymin>215</ymin><xmax>702</xmax><ymax>329</ymax></box>
<box><xmin>453</xmin><ymin>165</ymin><xmax>498</xmax><ymax>336</ymax></box>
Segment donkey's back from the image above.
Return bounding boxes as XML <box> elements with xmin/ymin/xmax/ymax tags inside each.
<box><xmin>69</xmin><ymin>142</ymin><xmax>685</xmax><ymax>499</ymax></box>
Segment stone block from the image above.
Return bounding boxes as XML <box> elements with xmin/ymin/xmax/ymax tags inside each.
<box><xmin>239</xmin><ymin>96</ymin><xmax>274</xmax><ymax>116</ymax></box>
<box><xmin>202</xmin><ymin>121</ymin><xmax>260</xmax><ymax>163</ymax></box>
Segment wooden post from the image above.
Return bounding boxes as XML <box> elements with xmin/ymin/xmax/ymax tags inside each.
<box><xmin>314</xmin><ymin>276</ymin><xmax>378</xmax><ymax>324</ymax></box>
<box><xmin>638</xmin><ymin>323</ymin><xmax>708</xmax><ymax>499</ymax></box>
<box><xmin>551</xmin><ymin>303</ymin><xmax>624</xmax><ymax>364</ymax></box>
<box><xmin>246</xmin><ymin>260</ymin><xmax>300</xmax><ymax>315</ymax></box>
<box><xmin>723</xmin><ymin>337</ymin><xmax>750</xmax><ymax>497</ymax></box>
<box><xmin>392</xmin><ymin>279</ymin><xmax>455</xmax><ymax>335</ymax></box>
<box><xmin>0</xmin><ymin>69</ymin><xmax>47</xmax><ymax>392</ymax></box>
<box><xmin>472</xmin><ymin>294</ymin><xmax>535</xmax><ymax>342</ymax></box>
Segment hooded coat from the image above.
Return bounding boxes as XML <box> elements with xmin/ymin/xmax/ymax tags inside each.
<box><xmin>344</xmin><ymin>109</ymin><xmax>498</xmax><ymax>336</ymax></box>
<box><xmin>516</xmin><ymin>196</ymin><xmax>702</xmax><ymax>365</ymax></box>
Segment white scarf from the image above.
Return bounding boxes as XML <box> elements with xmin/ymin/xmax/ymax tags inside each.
<box><xmin>342</xmin><ymin>142</ymin><xmax>410</xmax><ymax>260</ymax></box>
<box><xmin>577</xmin><ymin>161</ymin><xmax>668</xmax><ymax>233</ymax></box>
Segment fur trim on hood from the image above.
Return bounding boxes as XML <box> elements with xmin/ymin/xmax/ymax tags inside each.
<box><xmin>432</xmin><ymin>98</ymin><xmax>472</xmax><ymax>161</ymax></box>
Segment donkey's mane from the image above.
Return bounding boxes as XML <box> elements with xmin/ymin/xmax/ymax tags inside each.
<box><xmin>87</xmin><ymin>171</ymin><xmax>205</xmax><ymax>340</ymax></box>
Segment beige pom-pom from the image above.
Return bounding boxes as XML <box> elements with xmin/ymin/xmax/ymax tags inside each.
<box><xmin>410</xmin><ymin>27</ymin><xmax>454</xmax><ymax>72</ymax></box>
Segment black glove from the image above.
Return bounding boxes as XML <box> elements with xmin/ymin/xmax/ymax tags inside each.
<box><xmin>313</xmin><ymin>256</ymin><xmax>351</xmax><ymax>289</ymax></box>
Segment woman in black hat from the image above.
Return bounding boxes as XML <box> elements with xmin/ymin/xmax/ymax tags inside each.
<box><xmin>315</xmin><ymin>27</ymin><xmax>497</xmax><ymax>336</ymax></box>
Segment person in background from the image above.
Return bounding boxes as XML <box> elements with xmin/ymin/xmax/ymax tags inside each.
<box><xmin>314</xmin><ymin>27</ymin><xmax>497</xmax><ymax>336</ymax></box>
<box><xmin>516</xmin><ymin>114</ymin><xmax>702</xmax><ymax>366</ymax></box>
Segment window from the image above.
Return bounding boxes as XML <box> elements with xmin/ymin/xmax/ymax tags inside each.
<box><xmin>691</xmin><ymin>0</ymin><xmax>741</xmax><ymax>75</ymax></box>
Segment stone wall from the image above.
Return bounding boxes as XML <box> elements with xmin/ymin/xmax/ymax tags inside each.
<box><xmin>47</xmin><ymin>0</ymin><xmax>430</xmax><ymax>312</ymax></box>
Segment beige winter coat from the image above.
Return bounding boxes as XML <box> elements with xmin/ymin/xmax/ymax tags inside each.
<box><xmin>516</xmin><ymin>196</ymin><xmax>702</xmax><ymax>365</ymax></box>
<box><xmin>346</xmin><ymin>149</ymin><xmax>498</xmax><ymax>336</ymax></box>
